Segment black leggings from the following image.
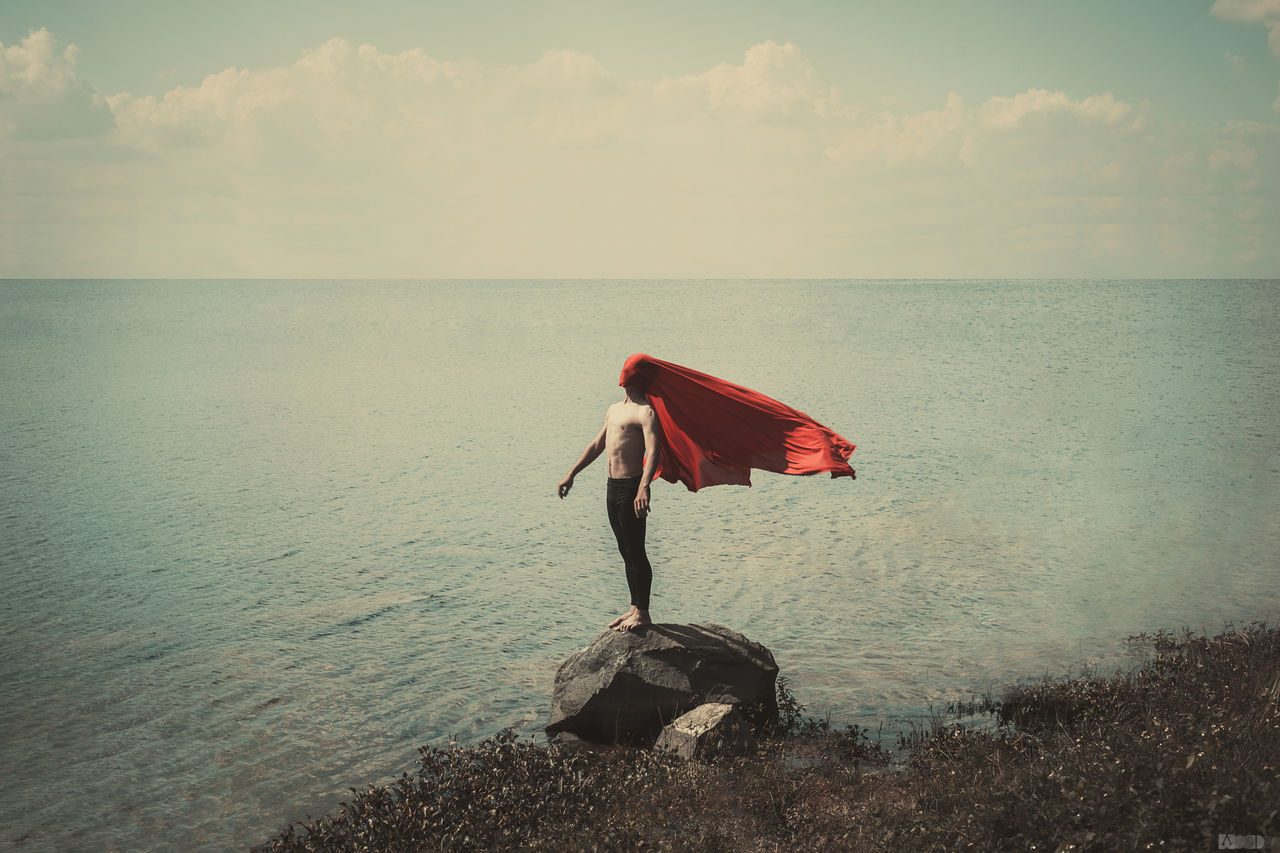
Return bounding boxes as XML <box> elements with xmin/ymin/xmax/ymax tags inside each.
<box><xmin>606</xmin><ymin>477</ymin><xmax>652</xmax><ymax>610</ymax></box>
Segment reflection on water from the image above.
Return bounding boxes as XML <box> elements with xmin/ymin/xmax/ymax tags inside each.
<box><xmin>1</xmin><ymin>279</ymin><xmax>1277</xmax><ymax>850</ymax></box>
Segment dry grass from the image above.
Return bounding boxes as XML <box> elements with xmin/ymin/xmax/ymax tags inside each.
<box><xmin>257</xmin><ymin>622</ymin><xmax>1280</xmax><ymax>852</ymax></box>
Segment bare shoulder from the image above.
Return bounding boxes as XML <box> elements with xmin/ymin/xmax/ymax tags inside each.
<box><xmin>638</xmin><ymin>403</ymin><xmax>660</xmax><ymax>435</ymax></box>
<box><xmin>606</xmin><ymin>399</ymin><xmax>653</xmax><ymax>427</ymax></box>
<box><xmin>630</xmin><ymin>401</ymin><xmax>658</xmax><ymax>430</ymax></box>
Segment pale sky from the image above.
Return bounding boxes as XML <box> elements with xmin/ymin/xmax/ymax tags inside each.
<box><xmin>2</xmin><ymin>0</ymin><xmax>1278</xmax><ymax>278</ymax></box>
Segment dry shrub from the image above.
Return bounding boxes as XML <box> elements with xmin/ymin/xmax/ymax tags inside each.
<box><xmin>258</xmin><ymin>623</ymin><xmax>1280</xmax><ymax>852</ymax></box>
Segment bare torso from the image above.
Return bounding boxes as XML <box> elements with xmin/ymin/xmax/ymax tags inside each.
<box><xmin>604</xmin><ymin>399</ymin><xmax>651</xmax><ymax>477</ymax></box>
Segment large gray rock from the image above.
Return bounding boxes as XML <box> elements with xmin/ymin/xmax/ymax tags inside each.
<box><xmin>654</xmin><ymin>702</ymin><xmax>755</xmax><ymax>760</ymax></box>
<box><xmin>545</xmin><ymin>623</ymin><xmax>778</xmax><ymax>745</ymax></box>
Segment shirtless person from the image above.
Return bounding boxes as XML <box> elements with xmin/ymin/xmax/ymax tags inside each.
<box><xmin>557</xmin><ymin>379</ymin><xmax>661</xmax><ymax>632</ymax></box>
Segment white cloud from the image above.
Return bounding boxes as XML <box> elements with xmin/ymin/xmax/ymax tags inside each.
<box><xmin>0</xmin><ymin>29</ymin><xmax>113</xmax><ymax>139</ymax></box>
<box><xmin>1212</xmin><ymin>0</ymin><xmax>1280</xmax><ymax>55</ymax></box>
<box><xmin>1211</xmin><ymin>0</ymin><xmax>1280</xmax><ymax>21</ymax></box>
<box><xmin>1226</xmin><ymin>50</ymin><xmax>1248</xmax><ymax>71</ymax></box>
<box><xmin>1</xmin><ymin>34</ymin><xmax>1276</xmax><ymax>278</ymax></box>
<box><xmin>107</xmin><ymin>38</ymin><xmax>476</xmax><ymax>148</ymax></box>
<box><xmin>979</xmin><ymin>89</ymin><xmax>1140</xmax><ymax>132</ymax></box>
<box><xmin>1208</xmin><ymin>144</ymin><xmax>1258</xmax><ymax>172</ymax></box>
<box><xmin>824</xmin><ymin>89</ymin><xmax>1145</xmax><ymax>187</ymax></box>
<box><xmin>522</xmin><ymin>48</ymin><xmax>617</xmax><ymax>92</ymax></box>
<box><xmin>653</xmin><ymin>41</ymin><xmax>840</xmax><ymax>123</ymax></box>
<box><xmin>826</xmin><ymin>92</ymin><xmax>969</xmax><ymax>165</ymax></box>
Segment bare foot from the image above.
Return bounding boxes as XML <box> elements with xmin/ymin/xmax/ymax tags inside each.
<box><xmin>607</xmin><ymin>606</ymin><xmax>637</xmax><ymax>630</ymax></box>
<box><xmin>614</xmin><ymin>610</ymin><xmax>651</xmax><ymax>632</ymax></box>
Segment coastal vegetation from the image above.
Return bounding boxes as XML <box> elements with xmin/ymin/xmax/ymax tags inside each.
<box><xmin>258</xmin><ymin>622</ymin><xmax>1279</xmax><ymax>851</ymax></box>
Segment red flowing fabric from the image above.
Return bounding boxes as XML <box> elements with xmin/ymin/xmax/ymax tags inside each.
<box><xmin>618</xmin><ymin>353</ymin><xmax>856</xmax><ymax>492</ymax></box>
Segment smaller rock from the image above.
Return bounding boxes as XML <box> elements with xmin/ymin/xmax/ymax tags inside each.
<box><xmin>654</xmin><ymin>702</ymin><xmax>755</xmax><ymax>761</ymax></box>
<box><xmin>545</xmin><ymin>731</ymin><xmax>595</xmax><ymax>751</ymax></box>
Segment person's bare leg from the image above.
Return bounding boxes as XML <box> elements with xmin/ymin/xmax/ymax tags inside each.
<box><xmin>608</xmin><ymin>605</ymin><xmax>637</xmax><ymax>629</ymax></box>
<box><xmin>614</xmin><ymin>609</ymin><xmax>651</xmax><ymax>632</ymax></box>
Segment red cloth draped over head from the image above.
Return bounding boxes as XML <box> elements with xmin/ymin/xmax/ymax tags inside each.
<box><xmin>619</xmin><ymin>353</ymin><xmax>856</xmax><ymax>492</ymax></box>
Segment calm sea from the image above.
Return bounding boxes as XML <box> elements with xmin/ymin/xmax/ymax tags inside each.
<box><xmin>2</xmin><ymin>279</ymin><xmax>1277</xmax><ymax>851</ymax></box>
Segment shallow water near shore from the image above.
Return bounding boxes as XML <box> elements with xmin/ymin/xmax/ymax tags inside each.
<box><xmin>2</xmin><ymin>278</ymin><xmax>1278</xmax><ymax>851</ymax></box>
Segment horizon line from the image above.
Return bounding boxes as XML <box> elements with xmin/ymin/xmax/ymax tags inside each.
<box><xmin>4</xmin><ymin>276</ymin><xmax>1277</xmax><ymax>283</ymax></box>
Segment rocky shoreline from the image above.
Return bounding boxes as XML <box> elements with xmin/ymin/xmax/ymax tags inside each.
<box><xmin>256</xmin><ymin>622</ymin><xmax>1280</xmax><ymax>851</ymax></box>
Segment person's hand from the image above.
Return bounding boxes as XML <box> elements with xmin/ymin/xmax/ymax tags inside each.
<box><xmin>558</xmin><ymin>474</ymin><xmax>574</xmax><ymax>499</ymax></box>
<box><xmin>633</xmin><ymin>484</ymin><xmax>650</xmax><ymax>518</ymax></box>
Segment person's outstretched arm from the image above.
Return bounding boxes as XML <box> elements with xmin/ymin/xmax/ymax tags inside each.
<box><xmin>634</xmin><ymin>409</ymin><xmax>661</xmax><ymax>517</ymax></box>
<box><xmin>558</xmin><ymin>423</ymin><xmax>606</xmax><ymax>498</ymax></box>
